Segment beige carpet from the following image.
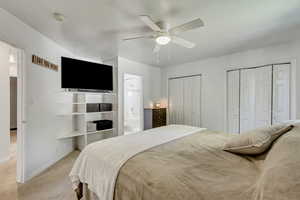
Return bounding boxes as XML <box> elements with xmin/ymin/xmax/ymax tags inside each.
<box><xmin>0</xmin><ymin>132</ymin><xmax>80</xmax><ymax>200</ymax></box>
<box><xmin>0</xmin><ymin>131</ymin><xmax>18</xmax><ymax>200</ymax></box>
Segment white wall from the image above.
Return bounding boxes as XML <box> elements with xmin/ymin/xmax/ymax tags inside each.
<box><xmin>162</xmin><ymin>40</ymin><xmax>300</xmax><ymax>132</ymax></box>
<box><xmin>0</xmin><ymin>8</ymin><xmax>101</xmax><ymax>181</ymax></box>
<box><xmin>0</xmin><ymin>42</ymin><xmax>10</xmax><ymax>163</ymax></box>
<box><xmin>118</xmin><ymin>57</ymin><xmax>161</xmax><ymax>135</ymax></box>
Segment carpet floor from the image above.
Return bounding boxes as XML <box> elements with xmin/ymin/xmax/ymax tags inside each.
<box><xmin>0</xmin><ymin>132</ymin><xmax>79</xmax><ymax>200</ymax></box>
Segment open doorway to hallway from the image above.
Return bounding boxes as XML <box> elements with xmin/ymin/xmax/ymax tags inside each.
<box><xmin>9</xmin><ymin>48</ymin><xmax>18</xmax><ymax>162</ymax></box>
<box><xmin>123</xmin><ymin>73</ymin><xmax>143</xmax><ymax>135</ymax></box>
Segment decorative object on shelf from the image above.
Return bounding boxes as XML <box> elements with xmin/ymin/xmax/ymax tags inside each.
<box><xmin>93</xmin><ymin>120</ymin><xmax>113</xmax><ymax>131</ymax></box>
<box><xmin>32</xmin><ymin>55</ymin><xmax>58</xmax><ymax>71</ymax></box>
<box><xmin>154</xmin><ymin>102</ymin><xmax>161</xmax><ymax>109</ymax></box>
<box><xmin>144</xmin><ymin>108</ymin><xmax>167</xmax><ymax>130</ymax></box>
<box><xmin>149</xmin><ymin>102</ymin><xmax>154</xmax><ymax>109</ymax></box>
<box><xmin>87</xmin><ymin>122</ymin><xmax>97</xmax><ymax>132</ymax></box>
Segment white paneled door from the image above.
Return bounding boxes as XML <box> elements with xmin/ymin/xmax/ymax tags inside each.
<box><xmin>227</xmin><ymin>70</ymin><xmax>240</xmax><ymax>133</ymax></box>
<box><xmin>183</xmin><ymin>76</ymin><xmax>201</xmax><ymax>126</ymax></box>
<box><xmin>168</xmin><ymin>78</ymin><xmax>184</xmax><ymax>125</ymax></box>
<box><xmin>272</xmin><ymin>64</ymin><xmax>291</xmax><ymax>124</ymax></box>
<box><xmin>254</xmin><ymin>66</ymin><xmax>272</xmax><ymax>128</ymax></box>
<box><xmin>240</xmin><ymin>66</ymin><xmax>272</xmax><ymax>132</ymax></box>
<box><xmin>168</xmin><ymin>75</ymin><xmax>201</xmax><ymax>127</ymax></box>
<box><xmin>240</xmin><ymin>68</ymin><xmax>257</xmax><ymax>132</ymax></box>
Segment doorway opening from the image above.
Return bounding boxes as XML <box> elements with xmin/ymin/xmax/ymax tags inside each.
<box><xmin>123</xmin><ymin>73</ymin><xmax>143</xmax><ymax>135</ymax></box>
<box><xmin>0</xmin><ymin>41</ymin><xmax>25</xmax><ymax>187</ymax></box>
<box><xmin>10</xmin><ymin>53</ymin><xmax>18</xmax><ymax>160</ymax></box>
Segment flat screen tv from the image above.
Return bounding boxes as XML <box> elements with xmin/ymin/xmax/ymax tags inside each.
<box><xmin>61</xmin><ymin>57</ymin><xmax>113</xmax><ymax>91</ymax></box>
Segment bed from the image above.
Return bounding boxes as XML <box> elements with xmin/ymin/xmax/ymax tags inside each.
<box><xmin>70</xmin><ymin>124</ymin><xmax>300</xmax><ymax>200</ymax></box>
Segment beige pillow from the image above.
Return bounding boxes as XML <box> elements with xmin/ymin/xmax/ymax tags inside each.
<box><xmin>224</xmin><ymin>124</ymin><xmax>294</xmax><ymax>155</ymax></box>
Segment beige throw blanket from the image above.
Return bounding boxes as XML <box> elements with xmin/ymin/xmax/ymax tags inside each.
<box><xmin>70</xmin><ymin>125</ymin><xmax>205</xmax><ymax>200</ymax></box>
<box><xmin>75</xmin><ymin>124</ymin><xmax>300</xmax><ymax>200</ymax></box>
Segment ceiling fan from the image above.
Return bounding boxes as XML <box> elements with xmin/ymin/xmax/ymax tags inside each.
<box><xmin>123</xmin><ymin>15</ymin><xmax>204</xmax><ymax>53</ymax></box>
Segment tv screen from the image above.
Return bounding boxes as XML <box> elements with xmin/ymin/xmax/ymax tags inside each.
<box><xmin>61</xmin><ymin>57</ymin><xmax>113</xmax><ymax>91</ymax></box>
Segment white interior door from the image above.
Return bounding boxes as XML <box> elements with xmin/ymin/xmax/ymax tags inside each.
<box><xmin>123</xmin><ymin>73</ymin><xmax>143</xmax><ymax>134</ymax></box>
<box><xmin>183</xmin><ymin>76</ymin><xmax>201</xmax><ymax>127</ymax></box>
<box><xmin>227</xmin><ymin>70</ymin><xmax>240</xmax><ymax>133</ymax></box>
<box><xmin>0</xmin><ymin>42</ymin><xmax>10</xmax><ymax>162</ymax></box>
<box><xmin>272</xmin><ymin>64</ymin><xmax>290</xmax><ymax>124</ymax></box>
<box><xmin>240</xmin><ymin>66</ymin><xmax>272</xmax><ymax>132</ymax></box>
<box><xmin>168</xmin><ymin>78</ymin><xmax>184</xmax><ymax>124</ymax></box>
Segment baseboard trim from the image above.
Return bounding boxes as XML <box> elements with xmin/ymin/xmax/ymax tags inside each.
<box><xmin>24</xmin><ymin>149</ymin><xmax>74</xmax><ymax>182</ymax></box>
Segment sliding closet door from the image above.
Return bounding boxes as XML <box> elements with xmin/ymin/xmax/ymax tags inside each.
<box><xmin>183</xmin><ymin>76</ymin><xmax>201</xmax><ymax>127</ymax></box>
<box><xmin>169</xmin><ymin>75</ymin><xmax>201</xmax><ymax>126</ymax></box>
<box><xmin>168</xmin><ymin>78</ymin><xmax>184</xmax><ymax>124</ymax></box>
<box><xmin>227</xmin><ymin>70</ymin><xmax>240</xmax><ymax>133</ymax></box>
<box><xmin>240</xmin><ymin>68</ymin><xmax>256</xmax><ymax>132</ymax></box>
<box><xmin>272</xmin><ymin>64</ymin><xmax>290</xmax><ymax>124</ymax></box>
<box><xmin>254</xmin><ymin>66</ymin><xmax>272</xmax><ymax>128</ymax></box>
<box><xmin>240</xmin><ymin>66</ymin><xmax>272</xmax><ymax>132</ymax></box>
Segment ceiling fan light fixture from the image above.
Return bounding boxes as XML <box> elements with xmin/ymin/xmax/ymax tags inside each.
<box><xmin>156</xmin><ymin>36</ymin><xmax>171</xmax><ymax>45</ymax></box>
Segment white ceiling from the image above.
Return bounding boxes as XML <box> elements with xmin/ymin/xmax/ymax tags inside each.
<box><xmin>1</xmin><ymin>0</ymin><xmax>300</xmax><ymax>67</ymax></box>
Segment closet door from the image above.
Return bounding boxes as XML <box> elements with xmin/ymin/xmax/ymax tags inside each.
<box><xmin>183</xmin><ymin>76</ymin><xmax>201</xmax><ymax>127</ymax></box>
<box><xmin>240</xmin><ymin>66</ymin><xmax>272</xmax><ymax>132</ymax></box>
<box><xmin>168</xmin><ymin>78</ymin><xmax>184</xmax><ymax>124</ymax></box>
<box><xmin>240</xmin><ymin>68</ymin><xmax>256</xmax><ymax>132</ymax></box>
<box><xmin>272</xmin><ymin>64</ymin><xmax>290</xmax><ymax>124</ymax></box>
<box><xmin>254</xmin><ymin>66</ymin><xmax>272</xmax><ymax>128</ymax></box>
<box><xmin>227</xmin><ymin>70</ymin><xmax>240</xmax><ymax>133</ymax></box>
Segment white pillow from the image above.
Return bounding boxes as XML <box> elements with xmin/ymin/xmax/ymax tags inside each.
<box><xmin>223</xmin><ymin>124</ymin><xmax>294</xmax><ymax>155</ymax></box>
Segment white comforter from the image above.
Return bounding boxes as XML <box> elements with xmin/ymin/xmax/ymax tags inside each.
<box><xmin>70</xmin><ymin>125</ymin><xmax>205</xmax><ymax>200</ymax></box>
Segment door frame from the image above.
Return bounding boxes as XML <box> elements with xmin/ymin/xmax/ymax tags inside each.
<box><xmin>16</xmin><ymin>48</ymin><xmax>26</xmax><ymax>183</ymax></box>
<box><xmin>122</xmin><ymin>73</ymin><xmax>144</xmax><ymax>134</ymax></box>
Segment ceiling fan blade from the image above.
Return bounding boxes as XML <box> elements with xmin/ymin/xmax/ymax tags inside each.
<box><xmin>153</xmin><ymin>44</ymin><xmax>161</xmax><ymax>53</ymax></box>
<box><xmin>139</xmin><ymin>15</ymin><xmax>162</xmax><ymax>32</ymax></box>
<box><xmin>169</xmin><ymin>18</ymin><xmax>204</xmax><ymax>34</ymax></box>
<box><xmin>172</xmin><ymin>36</ymin><xmax>195</xmax><ymax>48</ymax></box>
<box><xmin>123</xmin><ymin>35</ymin><xmax>152</xmax><ymax>41</ymax></box>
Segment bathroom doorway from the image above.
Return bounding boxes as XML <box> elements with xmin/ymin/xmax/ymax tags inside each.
<box><xmin>123</xmin><ymin>73</ymin><xmax>143</xmax><ymax>135</ymax></box>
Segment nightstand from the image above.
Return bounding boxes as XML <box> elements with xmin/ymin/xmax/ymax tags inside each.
<box><xmin>144</xmin><ymin>108</ymin><xmax>167</xmax><ymax>130</ymax></box>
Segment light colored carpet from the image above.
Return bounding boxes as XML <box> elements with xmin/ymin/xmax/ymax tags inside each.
<box><xmin>0</xmin><ymin>132</ymin><xmax>79</xmax><ymax>200</ymax></box>
<box><xmin>0</xmin><ymin>131</ymin><xmax>17</xmax><ymax>200</ymax></box>
<box><xmin>18</xmin><ymin>151</ymin><xmax>79</xmax><ymax>200</ymax></box>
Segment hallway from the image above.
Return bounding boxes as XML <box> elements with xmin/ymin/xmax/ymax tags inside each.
<box><xmin>0</xmin><ymin>131</ymin><xmax>17</xmax><ymax>199</ymax></box>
